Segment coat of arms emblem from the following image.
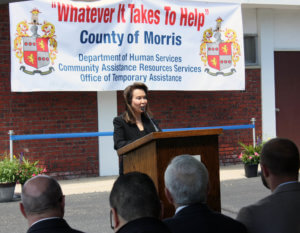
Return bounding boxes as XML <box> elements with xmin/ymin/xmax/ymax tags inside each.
<box><xmin>199</xmin><ymin>17</ymin><xmax>241</xmax><ymax>76</ymax></box>
<box><xmin>13</xmin><ymin>8</ymin><xmax>57</xmax><ymax>75</ymax></box>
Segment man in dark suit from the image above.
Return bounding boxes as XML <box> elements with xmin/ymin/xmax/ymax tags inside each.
<box><xmin>20</xmin><ymin>175</ymin><xmax>85</xmax><ymax>233</ymax></box>
<box><xmin>163</xmin><ymin>155</ymin><xmax>247</xmax><ymax>233</ymax></box>
<box><xmin>109</xmin><ymin>172</ymin><xmax>171</xmax><ymax>233</ymax></box>
<box><xmin>237</xmin><ymin>138</ymin><xmax>300</xmax><ymax>233</ymax></box>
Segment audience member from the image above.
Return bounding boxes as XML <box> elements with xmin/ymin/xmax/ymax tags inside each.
<box><xmin>20</xmin><ymin>175</ymin><xmax>85</xmax><ymax>233</ymax></box>
<box><xmin>164</xmin><ymin>155</ymin><xmax>247</xmax><ymax>233</ymax></box>
<box><xmin>109</xmin><ymin>172</ymin><xmax>171</xmax><ymax>233</ymax></box>
<box><xmin>237</xmin><ymin>138</ymin><xmax>300</xmax><ymax>233</ymax></box>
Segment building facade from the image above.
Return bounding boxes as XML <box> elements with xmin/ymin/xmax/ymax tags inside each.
<box><xmin>1</xmin><ymin>0</ymin><xmax>299</xmax><ymax>178</ymax></box>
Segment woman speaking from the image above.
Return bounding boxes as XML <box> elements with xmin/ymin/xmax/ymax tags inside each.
<box><xmin>113</xmin><ymin>82</ymin><xmax>161</xmax><ymax>151</ymax></box>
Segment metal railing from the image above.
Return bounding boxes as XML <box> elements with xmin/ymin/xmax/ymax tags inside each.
<box><xmin>8</xmin><ymin>118</ymin><xmax>256</xmax><ymax>160</ymax></box>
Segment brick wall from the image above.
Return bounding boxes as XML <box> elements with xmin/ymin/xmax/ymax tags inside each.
<box><xmin>1</xmin><ymin>4</ymin><xmax>261</xmax><ymax>178</ymax></box>
<box><xmin>3</xmin><ymin>92</ymin><xmax>100</xmax><ymax>179</ymax></box>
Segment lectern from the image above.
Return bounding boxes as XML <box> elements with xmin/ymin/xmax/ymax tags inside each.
<box><xmin>117</xmin><ymin>128</ymin><xmax>223</xmax><ymax>218</ymax></box>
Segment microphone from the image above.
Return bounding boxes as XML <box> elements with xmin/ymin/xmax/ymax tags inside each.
<box><xmin>141</xmin><ymin>107</ymin><xmax>160</xmax><ymax>132</ymax></box>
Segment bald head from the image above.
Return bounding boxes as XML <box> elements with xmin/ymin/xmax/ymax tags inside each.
<box><xmin>21</xmin><ymin>175</ymin><xmax>64</xmax><ymax>217</ymax></box>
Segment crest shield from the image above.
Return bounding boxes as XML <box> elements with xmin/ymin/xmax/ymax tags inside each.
<box><xmin>207</xmin><ymin>42</ymin><xmax>232</xmax><ymax>71</ymax></box>
<box><xmin>23</xmin><ymin>37</ymin><xmax>50</xmax><ymax>69</ymax></box>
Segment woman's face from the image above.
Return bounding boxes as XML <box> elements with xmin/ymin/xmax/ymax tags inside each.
<box><xmin>131</xmin><ymin>88</ymin><xmax>147</xmax><ymax>114</ymax></box>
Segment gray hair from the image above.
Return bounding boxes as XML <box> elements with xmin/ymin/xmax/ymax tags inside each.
<box><xmin>21</xmin><ymin>175</ymin><xmax>63</xmax><ymax>216</ymax></box>
<box><xmin>164</xmin><ymin>155</ymin><xmax>209</xmax><ymax>205</ymax></box>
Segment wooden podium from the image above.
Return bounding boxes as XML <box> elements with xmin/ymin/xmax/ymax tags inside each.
<box><xmin>117</xmin><ymin>128</ymin><xmax>223</xmax><ymax>218</ymax></box>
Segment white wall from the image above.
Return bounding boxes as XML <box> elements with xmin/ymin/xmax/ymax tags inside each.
<box><xmin>242</xmin><ymin>8</ymin><xmax>257</xmax><ymax>34</ymax></box>
<box><xmin>273</xmin><ymin>9</ymin><xmax>300</xmax><ymax>50</ymax></box>
<box><xmin>97</xmin><ymin>91</ymin><xmax>119</xmax><ymax>176</ymax></box>
<box><xmin>257</xmin><ymin>9</ymin><xmax>277</xmax><ymax>140</ymax></box>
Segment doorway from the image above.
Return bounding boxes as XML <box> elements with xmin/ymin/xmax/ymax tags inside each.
<box><xmin>274</xmin><ymin>51</ymin><xmax>300</xmax><ymax>149</ymax></box>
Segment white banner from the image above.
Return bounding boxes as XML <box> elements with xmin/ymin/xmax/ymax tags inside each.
<box><xmin>10</xmin><ymin>0</ymin><xmax>245</xmax><ymax>92</ymax></box>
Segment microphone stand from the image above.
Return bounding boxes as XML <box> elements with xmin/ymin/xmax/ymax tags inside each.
<box><xmin>142</xmin><ymin>107</ymin><xmax>160</xmax><ymax>132</ymax></box>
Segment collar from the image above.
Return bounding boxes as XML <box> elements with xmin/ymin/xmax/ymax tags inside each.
<box><xmin>276</xmin><ymin>180</ymin><xmax>298</xmax><ymax>190</ymax></box>
<box><xmin>116</xmin><ymin>217</ymin><xmax>167</xmax><ymax>233</ymax></box>
<box><xmin>31</xmin><ymin>217</ymin><xmax>61</xmax><ymax>227</ymax></box>
<box><xmin>175</xmin><ymin>205</ymin><xmax>188</xmax><ymax>215</ymax></box>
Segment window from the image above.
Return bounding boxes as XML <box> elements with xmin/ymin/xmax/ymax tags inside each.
<box><xmin>244</xmin><ymin>35</ymin><xmax>258</xmax><ymax>66</ymax></box>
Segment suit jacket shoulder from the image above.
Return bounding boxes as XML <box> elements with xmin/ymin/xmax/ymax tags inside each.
<box><xmin>27</xmin><ymin>218</ymin><xmax>85</xmax><ymax>233</ymax></box>
<box><xmin>117</xmin><ymin>217</ymin><xmax>171</xmax><ymax>233</ymax></box>
<box><xmin>236</xmin><ymin>182</ymin><xmax>300</xmax><ymax>233</ymax></box>
<box><xmin>164</xmin><ymin>204</ymin><xmax>247</xmax><ymax>233</ymax></box>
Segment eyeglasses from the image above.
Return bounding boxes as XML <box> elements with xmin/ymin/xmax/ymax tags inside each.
<box><xmin>110</xmin><ymin>209</ymin><xmax>115</xmax><ymax>230</ymax></box>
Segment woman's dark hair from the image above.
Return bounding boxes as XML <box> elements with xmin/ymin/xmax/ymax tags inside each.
<box><xmin>123</xmin><ymin>82</ymin><xmax>152</xmax><ymax>124</ymax></box>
